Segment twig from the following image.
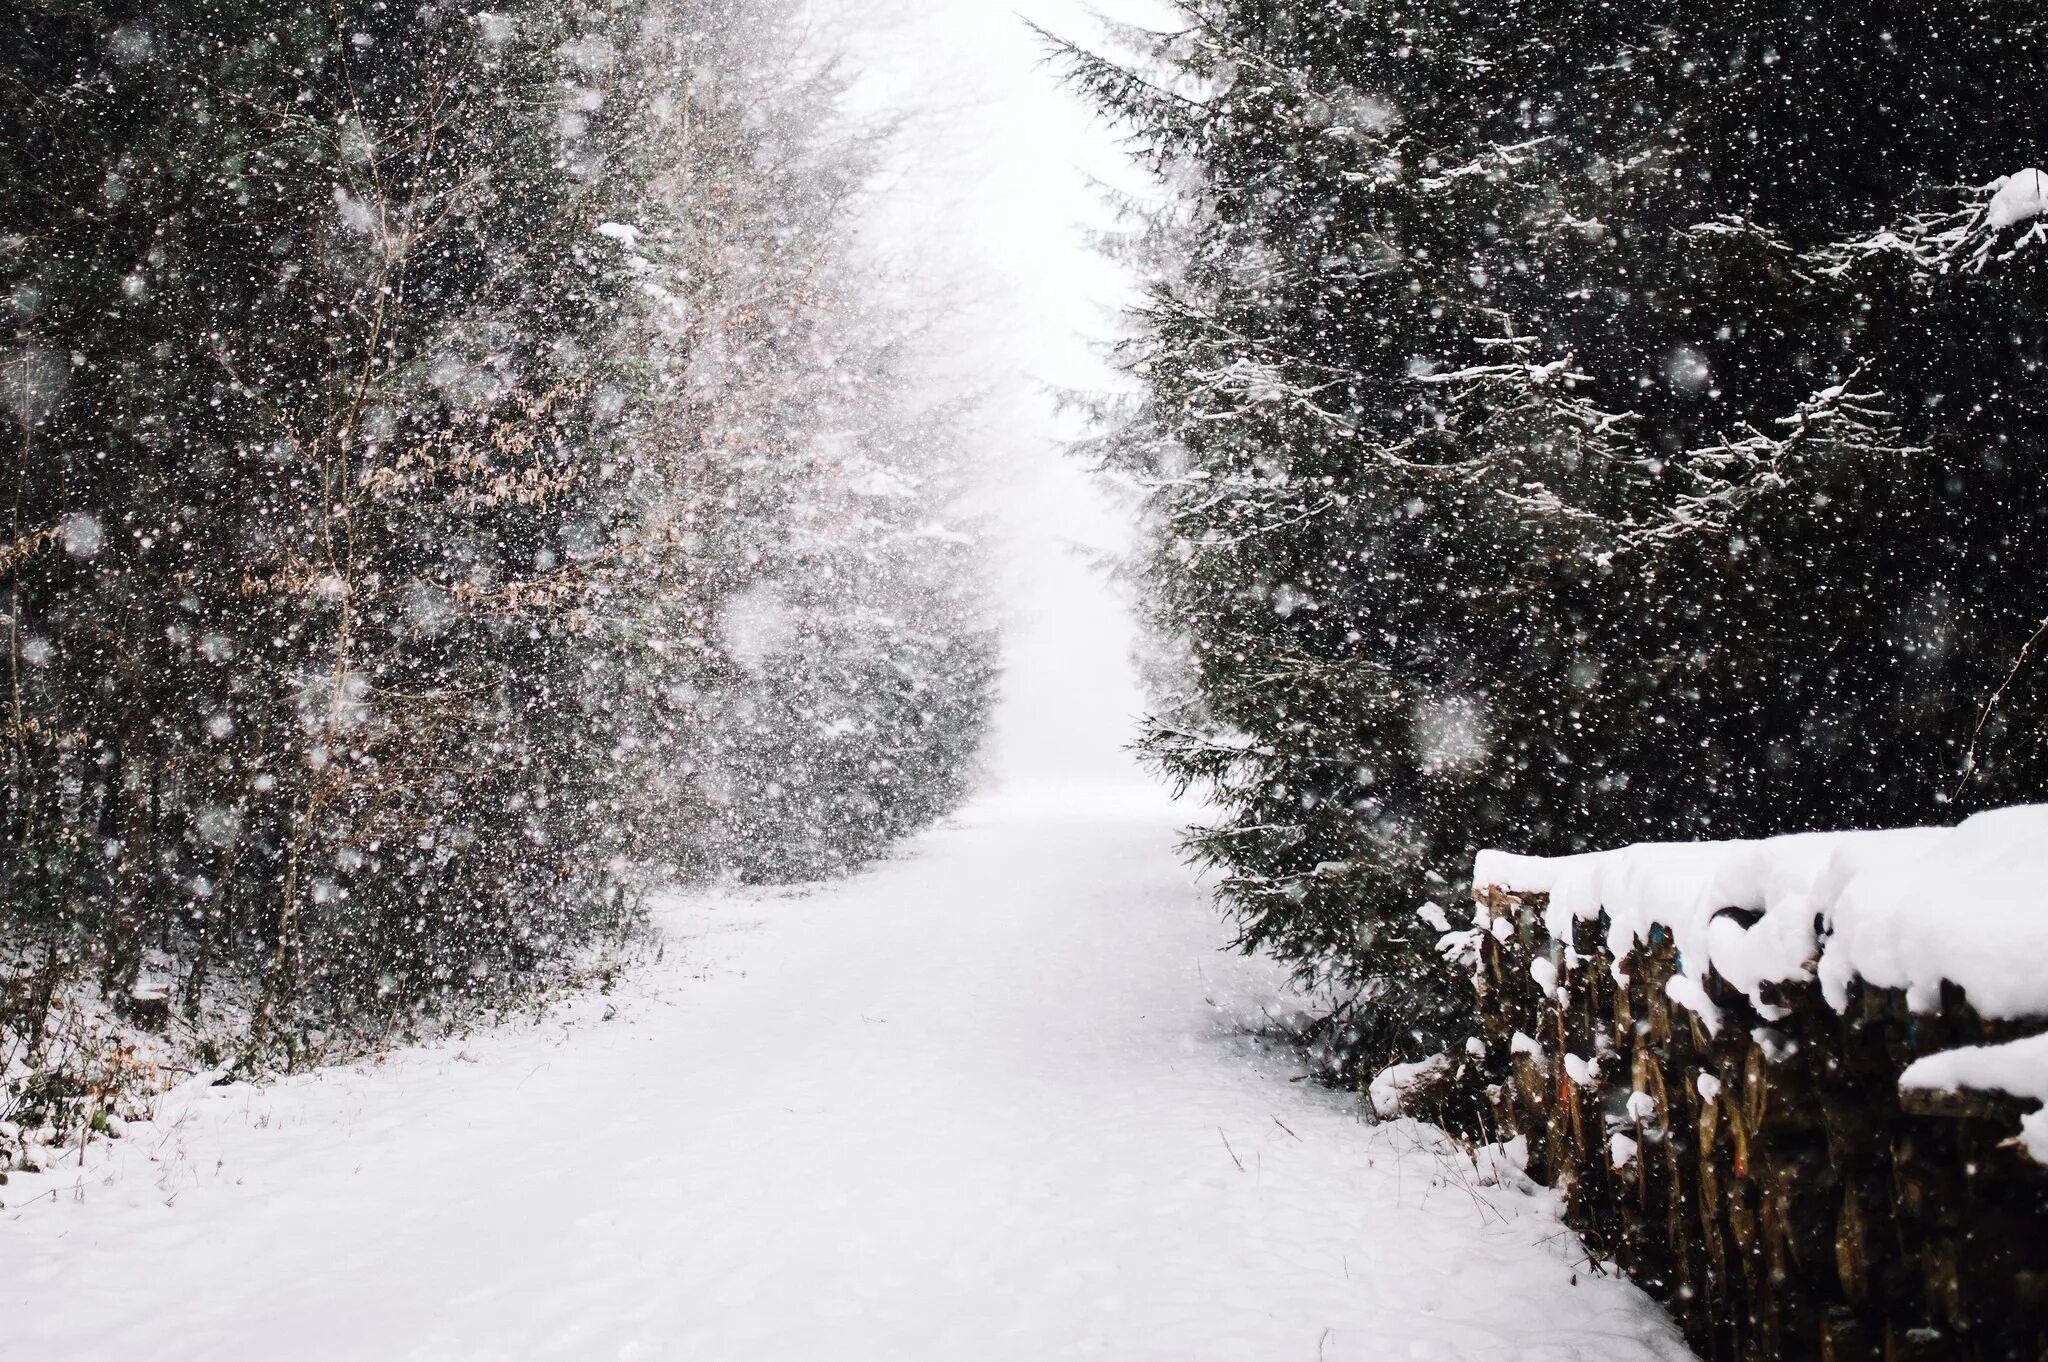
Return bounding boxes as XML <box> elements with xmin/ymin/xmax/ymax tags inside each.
<box><xmin>1272</xmin><ymin>1115</ymin><xmax>1302</xmax><ymax>1141</ymax></box>
<box><xmin>1954</xmin><ymin>610</ymin><xmax>2048</xmax><ymax>799</ymax></box>
<box><xmin>1218</xmin><ymin>1127</ymin><xmax>1245</xmax><ymax>1172</ymax></box>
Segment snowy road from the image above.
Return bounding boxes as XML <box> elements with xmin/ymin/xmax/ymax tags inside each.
<box><xmin>2</xmin><ymin>780</ymin><xmax>1686</xmax><ymax>1362</ymax></box>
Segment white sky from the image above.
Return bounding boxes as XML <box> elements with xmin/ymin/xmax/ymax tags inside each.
<box><xmin>835</xmin><ymin>0</ymin><xmax>1176</xmax><ymax>787</ymax></box>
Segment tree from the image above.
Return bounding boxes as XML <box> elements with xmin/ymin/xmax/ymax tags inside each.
<box><xmin>1055</xmin><ymin>1</ymin><xmax>2048</xmax><ymax>1074</ymax></box>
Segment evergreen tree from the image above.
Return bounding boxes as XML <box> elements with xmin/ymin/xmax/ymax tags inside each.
<box><xmin>1056</xmin><ymin>2</ymin><xmax>2048</xmax><ymax>1073</ymax></box>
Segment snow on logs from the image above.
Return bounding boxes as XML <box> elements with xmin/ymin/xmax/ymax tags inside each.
<box><xmin>1447</xmin><ymin>807</ymin><xmax>2048</xmax><ymax>1362</ymax></box>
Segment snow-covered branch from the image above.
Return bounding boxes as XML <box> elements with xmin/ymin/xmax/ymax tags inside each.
<box><xmin>1619</xmin><ymin>372</ymin><xmax>1924</xmax><ymax>552</ymax></box>
<box><xmin>1805</xmin><ymin>169</ymin><xmax>2048</xmax><ymax>280</ymax></box>
<box><xmin>1416</xmin><ymin>136</ymin><xmax>1556</xmax><ymax>193</ymax></box>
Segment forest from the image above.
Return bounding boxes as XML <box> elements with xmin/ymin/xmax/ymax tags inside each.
<box><xmin>2</xmin><ymin>0</ymin><xmax>994</xmax><ymax>1117</ymax></box>
<box><xmin>4</xmin><ymin>3</ymin><xmax>2047</xmax><ymax>1360</ymax></box>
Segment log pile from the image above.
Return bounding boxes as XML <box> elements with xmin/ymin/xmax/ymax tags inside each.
<box><xmin>1465</xmin><ymin>884</ymin><xmax>2048</xmax><ymax>1362</ymax></box>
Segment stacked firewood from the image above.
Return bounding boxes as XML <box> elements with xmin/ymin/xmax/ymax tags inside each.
<box><xmin>1466</xmin><ymin>886</ymin><xmax>2048</xmax><ymax>1362</ymax></box>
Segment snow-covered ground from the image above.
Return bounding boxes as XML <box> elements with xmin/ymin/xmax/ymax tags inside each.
<box><xmin>2</xmin><ymin>776</ymin><xmax>1688</xmax><ymax>1362</ymax></box>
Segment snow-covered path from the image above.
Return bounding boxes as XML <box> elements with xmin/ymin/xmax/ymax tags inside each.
<box><xmin>3</xmin><ymin>779</ymin><xmax>1686</xmax><ymax>1362</ymax></box>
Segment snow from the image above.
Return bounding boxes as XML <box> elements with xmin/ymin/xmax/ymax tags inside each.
<box><xmin>1900</xmin><ymin>1032</ymin><xmax>2048</xmax><ymax>1163</ymax></box>
<box><xmin>1368</xmin><ymin>1052</ymin><xmax>1450</xmax><ymax>1119</ymax></box>
<box><xmin>1473</xmin><ymin>806</ymin><xmax>2048</xmax><ymax>1022</ymax></box>
<box><xmin>1475</xmin><ymin>806</ymin><xmax>2048</xmax><ymax>1163</ymax></box>
<box><xmin>1987</xmin><ymin>169</ymin><xmax>2048</xmax><ymax>230</ymax></box>
<box><xmin>1</xmin><ymin>781</ymin><xmax>1687</xmax><ymax>1362</ymax></box>
<box><xmin>1664</xmin><ymin>974</ymin><xmax>1724</xmax><ymax>1036</ymax></box>
<box><xmin>1818</xmin><ymin>805</ymin><xmax>2048</xmax><ymax>1018</ymax></box>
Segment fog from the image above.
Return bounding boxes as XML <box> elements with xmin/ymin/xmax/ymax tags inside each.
<box><xmin>838</xmin><ymin>0</ymin><xmax>1175</xmax><ymax>787</ymax></box>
